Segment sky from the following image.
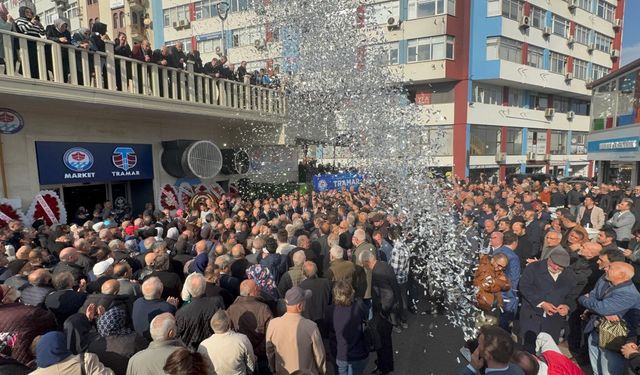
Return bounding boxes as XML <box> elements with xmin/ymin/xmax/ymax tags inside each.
<box><xmin>622</xmin><ymin>0</ymin><xmax>640</xmax><ymax>66</ymax></box>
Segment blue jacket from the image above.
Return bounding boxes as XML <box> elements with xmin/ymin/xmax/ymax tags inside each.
<box><xmin>493</xmin><ymin>246</ymin><xmax>521</xmax><ymax>312</ymax></box>
<box><xmin>579</xmin><ymin>276</ymin><xmax>640</xmax><ymax>334</ymax></box>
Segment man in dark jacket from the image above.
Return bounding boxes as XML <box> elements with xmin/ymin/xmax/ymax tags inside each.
<box><xmin>299</xmin><ymin>261</ymin><xmax>331</xmax><ymax>337</ymax></box>
<box><xmin>227</xmin><ymin>279</ymin><xmax>273</xmax><ymax>375</ymax></box>
<box><xmin>362</xmin><ymin>249</ymin><xmax>400</xmax><ymax>375</ymax></box>
<box><xmin>260</xmin><ymin>238</ymin><xmax>287</xmax><ymax>285</ymax></box>
<box><xmin>45</xmin><ymin>271</ymin><xmax>88</xmax><ymax>328</ymax></box>
<box><xmin>176</xmin><ymin>273</ymin><xmax>224</xmax><ymax>350</ymax></box>
<box><xmin>132</xmin><ymin>277</ymin><xmax>177</xmax><ymax>341</ymax></box>
<box><xmin>168</xmin><ymin>42</ymin><xmax>186</xmax><ymax>69</ymax></box>
<box><xmin>518</xmin><ymin>248</ymin><xmax>577</xmax><ymax>354</ymax></box>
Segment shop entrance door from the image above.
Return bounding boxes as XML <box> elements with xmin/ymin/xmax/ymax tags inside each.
<box><xmin>63</xmin><ymin>184</ymin><xmax>107</xmax><ymax>224</ymax></box>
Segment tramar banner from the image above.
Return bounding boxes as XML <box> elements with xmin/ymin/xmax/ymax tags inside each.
<box><xmin>312</xmin><ymin>173</ymin><xmax>364</xmax><ymax>192</ymax></box>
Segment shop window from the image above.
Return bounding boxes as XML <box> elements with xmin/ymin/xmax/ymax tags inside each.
<box><xmin>470</xmin><ymin>125</ymin><xmax>500</xmax><ymax>156</ymax></box>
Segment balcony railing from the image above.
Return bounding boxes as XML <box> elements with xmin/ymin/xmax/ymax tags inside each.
<box><xmin>0</xmin><ymin>29</ymin><xmax>286</xmax><ymax>117</ymax></box>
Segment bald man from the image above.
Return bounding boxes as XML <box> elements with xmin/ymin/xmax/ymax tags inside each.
<box><xmin>579</xmin><ymin>261</ymin><xmax>640</xmax><ymax>374</ymax></box>
<box><xmin>20</xmin><ymin>269</ymin><xmax>54</xmax><ymax>307</ymax></box>
<box><xmin>227</xmin><ymin>279</ymin><xmax>273</xmax><ymax>365</ymax></box>
<box><xmin>52</xmin><ymin>248</ymin><xmax>85</xmax><ymax>286</ymax></box>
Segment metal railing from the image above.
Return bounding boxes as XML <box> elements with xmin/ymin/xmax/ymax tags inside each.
<box><xmin>0</xmin><ymin>28</ymin><xmax>287</xmax><ymax>116</ymax></box>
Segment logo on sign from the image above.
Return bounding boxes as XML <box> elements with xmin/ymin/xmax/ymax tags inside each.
<box><xmin>112</xmin><ymin>147</ymin><xmax>137</xmax><ymax>171</ymax></box>
<box><xmin>318</xmin><ymin>179</ymin><xmax>328</xmax><ymax>191</ymax></box>
<box><xmin>112</xmin><ymin>147</ymin><xmax>140</xmax><ymax>177</ymax></box>
<box><xmin>63</xmin><ymin>148</ymin><xmax>94</xmax><ymax>172</ymax></box>
<box><xmin>0</xmin><ymin>109</ymin><xmax>24</xmax><ymax>135</ymax></box>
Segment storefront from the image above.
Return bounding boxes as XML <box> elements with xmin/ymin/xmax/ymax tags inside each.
<box><xmin>35</xmin><ymin>141</ymin><xmax>155</xmax><ymax>220</ymax></box>
<box><xmin>587</xmin><ymin>131</ymin><xmax>640</xmax><ymax>186</ymax></box>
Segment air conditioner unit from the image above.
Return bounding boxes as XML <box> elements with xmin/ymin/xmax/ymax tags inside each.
<box><xmin>496</xmin><ymin>151</ymin><xmax>506</xmax><ymax>163</ymax></box>
<box><xmin>545</xmin><ymin>108</ymin><xmax>555</xmax><ymax>117</ymax></box>
<box><xmin>611</xmin><ymin>49</ymin><xmax>620</xmax><ymax>58</ymax></box>
<box><xmin>387</xmin><ymin>16</ymin><xmax>401</xmax><ymax>30</ymax></box>
<box><xmin>527</xmin><ymin>152</ymin><xmax>536</xmax><ymax>160</ymax></box>
<box><xmin>172</xmin><ymin>21</ymin><xmax>180</xmax><ymax>29</ymax></box>
<box><xmin>613</xmin><ymin>18</ymin><xmax>622</xmax><ymax>30</ymax></box>
<box><xmin>543</xmin><ymin>26</ymin><xmax>552</xmax><ymax>36</ymax></box>
<box><xmin>565</xmin><ymin>72</ymin><xmax>573</xmax><ymax>81</ymax></box>
<box><xmin>567</xmin><ymin>0</ymin><xmax>577</xmax><ymax>10</ymax></box>
<box><xmin>519</xmin><ymin>15</ymin><xmax>530</xmax><ymax>29</ymax></box>
<box><xmin>587</xmin><ymin>43</ymin><xmax>595</xmax><ymax>52</ymax></box>
<box><xmin>254</xmin><ymin>39</ymin><xmax>266</xmax><ymax>49</ymax></box>
<box><xmin>179</xmin><ymin>19</ymin><xmax>190</xmax><ymax>28</ymax></box>
<box><xmin>567</xmin><ymin>35</ymin><xmax>575</xmax><ymax>45</ymax></box>
<box><xmin>567</xmin><ymin>111</ymin><xmax>575</xmax><ymax>120</ymax></box>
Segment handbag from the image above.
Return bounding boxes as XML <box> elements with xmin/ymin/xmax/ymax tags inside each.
<box><xmin>598</xmin><ymin>319</ymin><xmax>628</xmax><ymax>352</ymax></box>
<box><xmin>363</xmin><ymin>318</ymin><xmax>383</xmax><ymax>352</ymax></box>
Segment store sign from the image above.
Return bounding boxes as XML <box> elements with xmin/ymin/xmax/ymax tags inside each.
<box><xmin>195</xmin><ymin>32</ymin><xmax>222</xmax><ymax>42</ymax></box>
<box><xmin>587</xmin><ymin>137</ymin><xmax>640</xmax><ymax>153</ymax></box>
<box><xmin>312</xmin><ymin>173</ymin><xmax>364</xmax><ymax>192</ymax></box>
<box><xmin>35</xmin><ymin>141</ymin><xmax>153</xmax><ymax>185</ymax></box>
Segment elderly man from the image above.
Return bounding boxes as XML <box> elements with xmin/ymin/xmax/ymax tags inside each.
<box><xmin>227</xmin><ymin>279</ymin><xmax>273</xmax><ymax>374</ymax></box>
<box><xmin>20</xmin><ymin>268</ymin><xmax>54</xmax><ymax>307</ymax></box>
<box><xmin>580</xmin><ymin>262</ymin><xmax>640</xmax><ymax>375</ymax></box>
<box><xmin>176</xmin><ymin>272</ymin><xmax>225</xmax><ymax>350</ymax></box>
<box><xmin>299</xmin><ymin>261</ymin><xmax>332</xmax><ymax>337</ymax></box>
<box><xmin>539</xmin><ymin>231</ymin><xmax>565</xmax><ymax>260</ymax></box>
<box><xmin>518</xmin><ymin>248</ymin><xmax>577</xmax><ymax>353</ymax></box>
<box><xmin>266</xmin><ymin>286</ymin><xmax>326</xmax><ymax>375</ymax></box>
<box><xmin>198</xmin><ymin>310</ymin><xmax>255</xmax><ymax>375</ymax></box>
<box><xmin>326</xmin><ymin>246</ymin><xmax>356</xmax><ymax>286</ymax></box>
<box><xmin>127</xmin><ymin>313</ymin><xmax>184</xmax><ymax>375</ymax></box>
<box><xmin>132</xmin><ymin>276</ymin><xmax>178</xmax><ymax>340</ymax></box>
<box><xmin>45</xmin><ymin>271</ymin><xmax>88</xmax><ymax>328</ymax></box>
<box><xmin>86</xmin><ymin>258</ymin><xmax>115</xmax><ymax>294</ymax></box>
<box><xmin>230</xmin><ymin>244</ymin><xmax>250</xmax><ymax>281</ymax></box>
<box><xmin>607</xmin><ymin>198</ymin><xmax>636</xmax><ymax>248</ymax></box>
<box><xmin>278</xmin><ymin>249</ymin><xmax>306</xmax><ymax>296</ymax></box>
<box><xmin>114</xmin><ymin>263</ymin><xmax>141</xmax><ymax>298</ymax></box>
<box><xmin>53</xmin><ymin>247</ymin><xmax>84</xmax><ymax>285</ymax></box>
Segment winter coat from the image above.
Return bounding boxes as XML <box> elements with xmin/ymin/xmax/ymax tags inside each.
<box><xmin>474</xmin><ymin>255</ymin><xmax>510</xmax><ymax>312</ymax></box>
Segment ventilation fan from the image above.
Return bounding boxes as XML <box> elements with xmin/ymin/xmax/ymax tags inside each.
<box><xmin>183</xmin><ymin>140</ymin><xmax>223</xmax><ymax>179</ymax></box>
<box><xmin>221</xmin><ymin>149</ymin><xmax>251</xmax><ymax>175</ymax></box>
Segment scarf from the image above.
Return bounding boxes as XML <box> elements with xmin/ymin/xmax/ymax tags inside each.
<box><xmin>97</xmin><ymin>307</ymin><xmax>131</xmax><ymax>337</ymax></box>
<box><xmin>35</xmin><ymin>332</ymin><xmax>71</xmax><ymax>368</ymax></box>
<box><xmin>246</xmin><ymin>264</ymin><xmax>278</xmax><ymax>299</ymax></box>
<box><xmin>54</xmin><ymin>18</ymin><xmax>68</xmax><ymax>33</ymax></box>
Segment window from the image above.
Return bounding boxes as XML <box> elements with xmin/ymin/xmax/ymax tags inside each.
<box><xmin>509</xmin><ymin>88</ymin><xmax>525</xmax><ymax>107</ymax></box>
<box><xmin>113</xmin><ymin>13</ymin><xmax>119</xmax><ymax>29</ymax></box>
<box><xmin>529</xmin><ymin>93</ymin><xmax>548</xmax><ymax>110</ymax></box>
<box><xmin>571</xmin><ymin>133</ymin><xmax>588</xmax><ymax>155</ymax></box>
<box><xmin>549</xmin><ymin>52</ymin><xmax>567</xmax><ymax>74</ymax></box>
<box><xmin>366</xmin><ymin>43</ymin><xmax>399</xmax><ymax>66</ymax></box>
<box><xmin>594</xmin><ymin>32</ymin><xmax>612</xmax><ymax>53</ymax></box>
<box><xmin>498</xmin><ymin>38</ymin><xmax>522</xmax><ymax>63</ymax></box>
<box><xmin>87</xmin><ymin>0</ymin><xmax>98</xmax><ymax>4</ymax></box>
<box><xmin>119</xmin><ymin>12</ymin><xmax>125</xmax><ymax>28</ymax></box>
<box><xmin>470</xmin><ymin>126</ymin><xmax>500</xmax><ymax>156</ymax></box>
<box><xmin>229</xmin><ymin>0</ymin><xmax>254</xmax><ymax>12</ymax></box>
<box><xmin>573</xmin><ymin>59</ymin><xmax>589</xmax><ymax>80</ymax></box>
<box><xmin>505</xmin><ymin>128</ymin><xmax>522</xmax><ymax>155</ymax></box>
<box><xmin>553</xmin><ymin>97</ymin><xmax>570</xmax><ymax>113</ymax></box>
<box><xmin>597</xmin><ymin>0</ymin><xmax>615</xmax><ymax>22</ymax></box>
<box><xmin>194</xmin><ymin>0</ymin><xmax>220</xmax><ymax>19</ymax></box>
<box><xmin>386</xmin><ymin>42</ymin><xmax>399</xmax><ymax>65</ymax></box>
<box><xmin>527</xmin><ymin>45</ymin><xmax>544</xmax><ymax>69</ymax></box>
<box><xmin>367</xmin><ymin>1</ymin><xmax>400</xmax><ymax>26</ymax></box>
<box><xmin>164</xmin><ymin>5</ymin><xmax>190</xmax><ymax>27</ymax></box>
<box><xmin>64</xmin><ymin>2</ymin><xmax>80</xmax><ymax>19</ymax></box>
<box><xmin>232</xmin><ymin>26</ymin><xmax>265</xmax><ymax>47</ymax></box>
<box><xmin>577</xmin><ymin>0</ymin><xmax>592</xmax><ymax>11</ymax></box>
<box><xmin>407</xmin><ymin>36</ymin><xmax>454</xmax><ymax>62</ymax></box>
<box><xmin>473</xmin><ymin>84</ymin><xmax>502</xmax><ymax>105</ymax></box>
<box><xmin>530</xmin><ymin>6</ymin><xmax>545</xmax><ymax>29</ymax></box>
<box><xmin>575</xmin><ymin>24</ymin><xmax>590</xmax><ymax>45</ymax></box>
<box><xmin>592</xmin><ymin>64</ymin><xmax>610</xmax><ymax>80</ymax></box>
<box><xmin>550</xmin><ymin>131</ymin><xmax>567</xmax><ymax>155</ymax></box>
<box><xmin>501</xmin><ymin>0</ymin><xmax>523</xmax><ymax>21</ymax></box>
<box><xmin>552</xmin><ymin>15</ymin><xmax>569</xmax><ymax>38</ymax></box>
<box><xmin>408</xmin><ymin>0</ymin><xmax>450</xmax><ymax>19</ymax></box>
<box><xmin>44</xmin><ymin>8</ymin><xmax>57</xmax><ymax>26</ymax></box>
<box><xmin>197</xmin><ymin>38</ymin><xmax>223</xmax><ymax>54</ymax></box>
<box><xmin>571</xmin><ymin>100</ymin><xmax>590</xmax><ymax>116</ymax></box>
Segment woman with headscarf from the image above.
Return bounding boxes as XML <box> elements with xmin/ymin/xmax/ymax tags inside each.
<box><xmin>30</xmin><ymin>331</ymin><xmax>114</xmax><ymax>375</ymax></box>
<box><xmin>44</xmin><ymin>18</ymin><xmax>72</xmax><ymax>82</ymax></box>
<box><xmin>86</xmin><ymin>307</ymin><xmax>147</xmax><ymax>375</ymax></box>
<box><xmin>246</xmin><ymin>264</ymin><xmax>280</xmax><ymax>301</ymax></box>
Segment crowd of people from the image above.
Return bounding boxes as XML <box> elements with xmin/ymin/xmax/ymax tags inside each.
<box><xmin>0</xmin><ymin>5</ymin><xmax>281</xmax><ymax>90</ymax></box>
<box><xmin>0</xmin><ymin>189</ymin><xmax>413</xmax><ymax>375</ymax></box>
<box><xmin>455</xmin><ymin>178</ymin><xmax>640</xmax><ymax>374</ymax></box>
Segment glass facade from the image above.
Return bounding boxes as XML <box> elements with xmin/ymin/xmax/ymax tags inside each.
<box><xmin>591</xmin><ymin>68</ymin><xmax>640</xmax><ymax>130</ymax></box>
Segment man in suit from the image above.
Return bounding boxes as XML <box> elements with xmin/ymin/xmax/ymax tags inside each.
<box><xmin>361</xmin><ymin>249</ymin><xmax>400</xmax><ymax>375</ymax></box>
<box><xmin>458</xmin><ymin>325</ymin><xmax>524</xmax><ymax>375</ymax></box>
<box><xmin>607</xmin><ymin>198</ymin><xmax>636</xmax><ymax>248</ymax></box>
<box><xmin>577</xmin><ymin>196</ymin><xmax>606</xmax><ymax>230</ymax></box>
<box><xmin>518</xmin><ymin>248</ymin><xmax>577</xmax><ymax>353</ymax></box>
<box><xmin>494</xmin><ymin>232</ymin><xmax>521</xmax><ymax>332</ymax></box>
<box><xmin>44</xmin><ymin>271</ymin><xmax>87</xmax><ymax>328</ymax></box>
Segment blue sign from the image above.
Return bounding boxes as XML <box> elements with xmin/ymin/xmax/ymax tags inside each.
<box><xmin>312</xmin><ymin>173</ymin><xmax>364</xmax><ymax>192</ymax></box>
<box><xmin>587</xmin><ymin>136</ymin><xmax>640</xmax><ymax>153</ymax></box>
<box><xmin>36</xmin><ymin>141</ymin><xmax>154</xmax><ymax>184</ymax></box>
<box><xmin>195</xmin><ymin>32</ymin><xmax>222</xmax><ymax>42</ymax></box>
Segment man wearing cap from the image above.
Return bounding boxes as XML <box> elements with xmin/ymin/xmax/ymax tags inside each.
<box><xmin>518</xmin><ymin>248</ymin><xmax>577</xmax><ymax>353</ymax></box>
<box><xmin>86</xmin><ymin>258</ymin><xmax>115</xmax><ymax>294</ymax></box>
<box><xmin>266</xmin><ymin>286</ymin><xmax>326</xmax><ymax>375</ymax></box>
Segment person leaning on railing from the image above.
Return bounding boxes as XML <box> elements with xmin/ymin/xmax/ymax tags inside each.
<box><xmin>44</xmin><ymin>19</ymin><xmax>72</xmax><ymax>81</ymax></box>
<box><xmin>0</xmin><ymin>3</ymin><xmax>12</xmax><ymax>68</ymax></box>
<box><xmin>14</xmin><ymin>6</ymin><xmax>44</xmax><ymax>79</ymax></box>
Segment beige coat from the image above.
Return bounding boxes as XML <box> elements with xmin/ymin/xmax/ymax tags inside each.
<box><xmin>266</xmin><ymin>313</ymin><xmax>326</xmax><ymax>375</ymax></box>
<box><xmin>577</xmin><ymin>205</ymin><xmax>606</xmax><ymax>230</ymax></box>
<box><xmin>29</xmin><ymin>353</ymin><xmax>114</xmax><ymax>375</ymax></box>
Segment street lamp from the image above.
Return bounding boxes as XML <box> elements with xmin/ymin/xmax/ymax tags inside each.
<box><xmin>214</xmin><ymin>1</ymin><xmax>230</xmax><ymax>57</ymax></box>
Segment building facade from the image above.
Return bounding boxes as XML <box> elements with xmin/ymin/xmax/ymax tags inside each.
<box><xmin>154</xmin><ymin>0</ymin><xmax>626</xmax><ymax>179</ymax></box>
<box><xmin>586</xmin><ymin>58</ymin><xmax>640</xmax><ymax>186</ymax></box>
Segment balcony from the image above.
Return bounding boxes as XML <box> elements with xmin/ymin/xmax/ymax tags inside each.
<box><xmin>0</xmin><ymin>29</ymin><xmax>286</xmax><ymax>122</ymax></box>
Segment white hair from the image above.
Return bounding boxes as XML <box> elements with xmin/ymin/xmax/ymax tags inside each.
<box><xmin>181</xmin><ymin>272</ymin><xmax>206</xmax><ymax>301</ymax></box>
<box><xmin>149</xmin><ymin>313</ymin><xmax>176</xmax><ymax>341</ymax></box>
<box><xmin>210</xmin><ymin>309</ymin><xmax>230</xmax><ymax>334</ymax></box>
<box><xmin>330</xmin><ymin>246</ymin><xmax>344</xmax><ymax>260</ymax></box>
<box><xmin>142</xmin><ymin>277</ymin><xmax>163</xmax><ymax>300</ymax></box>
<box><xmin>292</xmin><ymin>250</ymin><xmax>306</xmax><ymax>266</ymax></box>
